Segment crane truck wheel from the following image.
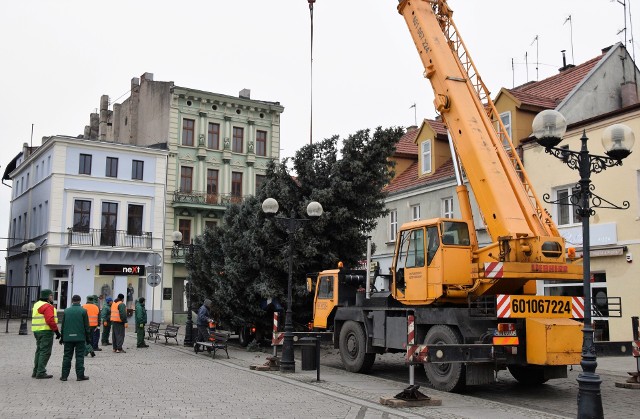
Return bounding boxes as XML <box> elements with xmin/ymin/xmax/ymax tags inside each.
<box><xmin>423</xmin><ymin>325</ymin><xmax>466</xmax><ymax>392</ymax></box>
<box><xmin>238</xmin><ymin>326</ymin><xmax>254</xmax><ymax>347</ymax></box>
<box><xmin>339</xmin><ymin>321</ymin><xmax>375</xmax><ymax>373</ymax></box>
<box><xmin>507</xmin><ymin>365</ymin><xmax>549</xmax><ymax>386</ymax></box>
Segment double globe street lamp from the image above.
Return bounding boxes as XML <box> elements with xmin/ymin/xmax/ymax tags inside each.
<box><xmin>262</xmin><ymin>198</ymin><xmax>323</xmax><ymax>373</ymax></box>
<box><xmin>532</xmin><ymin>109</ymin><xmax>634</xmax><ymax>419</ymax></box>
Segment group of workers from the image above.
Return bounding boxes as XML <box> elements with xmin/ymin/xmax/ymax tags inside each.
<box><xmin>30</xmin><ymin>288</ymin><xmax>149</xmax><ymax>381</ymax></box>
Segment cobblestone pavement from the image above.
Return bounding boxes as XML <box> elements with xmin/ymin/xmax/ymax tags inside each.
<box><xmin>1</xmin><ymin>320</ymin><xmax>636</xmax><ymax>418</ymax></box>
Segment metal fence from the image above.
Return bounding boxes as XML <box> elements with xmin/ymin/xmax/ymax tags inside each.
<box><xmin>2</xmin><ymin>285</ymin><xmax>41</xmax><ymax>332</ymax></box>
<box><xmin>67</xmin><ymin>228</ymin><xmax>152</xmax><ymax>248</ymax></box>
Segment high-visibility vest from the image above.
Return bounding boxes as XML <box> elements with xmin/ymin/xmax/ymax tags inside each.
<box><xmin>110</xmin><ymin>301</ymin><xmax>123</xmax><ymax>322</ymax></box>
<box><xmin>31</xmin><ymin>300</ymin><xmax>58</xmax><ymax>332</ymax></box>
<box><xmin>83</xmin><ymin>303</ymin><xmax>99</xmax><ymax>327</ymax></box>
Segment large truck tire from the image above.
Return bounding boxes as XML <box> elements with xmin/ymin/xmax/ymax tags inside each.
<box><xmin>507</xmin><ymin>365</ymin><xmax>549</xmax><ymax>386</ymax></box>
<box><xmin>423</xmin><ymin>325</ymin><xmax>466</xmax><ymax>392</ymax></box>
<box><xmin>339</xmin><ymin>321</ymin><xmax>375</xmax><ymax>373</ymax></box>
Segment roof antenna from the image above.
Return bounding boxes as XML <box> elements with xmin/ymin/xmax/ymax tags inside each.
<box><xmin>530</xmin><ymin>35</ymin><xmax>539</xmax><ymax>80</ymax></box>
<box><xmin>563</xmin><ymin>15</ymin><xmax>575</xmax><ymax>64</ymax></box>
<box><xmin>30</xmin><ymin>123</ymin><xmax>34</xmax><ymax>149</ymax></box>
<box><xmin>409</xmin><ymin>103</ymin><xmax>417</xmax><ymax>126</ymax></box>
<box><xmin>511</xmin><ymin>58</ymin><xmax>515</xmax><ymax>88</ymax></box>
<box><xmin>308</xmin><ymin>0</ymin><xmax>316</xmax><ymax>145</ymax></box>
<box><xmin>525</xmin><ymin>51</ymin><xmax>529</xmax><ymax>82</ymax></box>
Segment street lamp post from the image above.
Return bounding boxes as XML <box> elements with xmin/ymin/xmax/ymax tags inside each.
<box><xmin>19</xmin><ymin>242</ymin><xmax>37</xmax><ymax>335</ymax></box>
<box><xmin>262</xmin><ymin>198</ymin><xmax>323</xmax><ymax>373</ymax></box>
<box><xmin>172</xmin><ymin>230</ymin><xmax>195</xmax><ymax>347</ymax></box>
<box><xmin>532</xmin><ymin>110</ymin><xmax>634</xmax><ymax>419</ymax></box>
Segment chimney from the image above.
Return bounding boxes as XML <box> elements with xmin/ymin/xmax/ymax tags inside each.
<box><xmin>621</xmin><ymin>81</ymin><xmax>639</xmax><ymax>107</ymax></box>
<box><xmin>142</xmin><ymin>72</ymin><xmax>154</xmax><ymax>82</ymax></box>
<box><xmin>239</xmin><ymin>88</ymin><xmax>251</xmax><ymax>99</ymax></box>
<box><xmin>558</xmin><ymin>50</ymin><xmax>575</xmax><ymax>72</ymax></box>
<box><xmin>99</xmin><ymin>95</ymin><xmax>109</xmax><ymax>141</ymax></box>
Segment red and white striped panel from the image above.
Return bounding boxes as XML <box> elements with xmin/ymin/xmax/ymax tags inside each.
<box><xmin>405</xmin><ymin>344</ymin><xmax>428</xmax><ymax>362</ymax></box>
<box><xmin>571</xmin><ymin>297</ymin><xmax>585</xmax><ymax>319</ymax></box>
<box><xmin>632</xmin><ymin>341</ymin><xmax>640</xmax><ymax>358</ymax></box>
<box><xmin>272</xmin><ymin>312</ymin><xmax>284</xmax><ymax>345</ymax></box>
<box><xmin>485</xmin><ymin>262</ymin><xmax>504</xmax><ymax>279</ymax></box>
<box><xmin>497</xmin><ymin>294</ymin><xmax>511</xmax><ymax>318</ymax></box>
<box><xmin>407</xmin><ymin>315</ymin><xmax>415</xmax><ymax>345</ymax></box>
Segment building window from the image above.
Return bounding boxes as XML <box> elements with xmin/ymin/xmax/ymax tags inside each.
<box><xmin>389</xmin><ymin>209</ymin><xmax>398</xmax><ymax>242</ymax></box>
<box><xmin>132</xmin><ymin>160</ymin><xmax>144</xmax><ymax>180</ymax></box>
<box><xmin>556</xmin><ymin>187</ymin><xmax>582</xmax><ymax>225</ymax></box>
<box><xmin>499</xmin><ymin>111</ymin><xmax>512</xmax><ymax>148</ymax></box>
<box><xmin>106</xmin><ymin>157</ymin><xmax>118</xmax><ymax>178</ymax></box>
<box><xmin>231</xmin><ymin>172</ymin><xmax>243</xmax><ymax>200</ymax></box>
<box><xmin>206</xmin><ymin>169</ymin><xmax>218</xmax><ymax>203</ymax></box>
<box><xmin>101</xmin><ymin>202</ymin><xmax>118</xmax><ymax>246</ymax></box>
<box><xmin>127</xmin><ymin>204</ymin><xmax>143</xmax><ymax>236</ymax></box>
<box><xmin>182</xmin><ymin>118</ymin><xmax>195</xmax><ymax>146</ymax></box>
<box><xmin>421</xmin><ymin>140</ymin><xmax>432</xmax><ymax>175</ymax></box>
<box><xmin>179</xmin><ymin>219</ymin><xmax>191</xmax><ymax>245</ymax></box>
<box><xmin>232</xmin><ymin>127</ymin><xmax>244</xmax><ymax>153</ymax></box>
<box><xmin>79</xmin><ymin>154</ymin><xmax>92</xmax><ymax>175</ymax></box>
<box><xmin>256</xmin><ymin>130</ymin><xmax>267</xmax><ymax>156</ymax></box>
<box><xmin>411</xmin><ymin>204</ymin><xmax>421</xmax><ymax>221</ymax></box>
<box><xmin>442</xmin><ymin>197</ymin><xmax>454</xmax><ymax>219</ymax></box>
<box><xmin>208</xmin><ymin>123</ymin><xmax>220</xmax><ymax>149</ymax></box>
<box><xmin>255</xmin><ymin>174</ymin><xmax>266</xmax><ymax>193</ymax></box>
<box><xmin>180</xmin><ymin>167</ymin><xmax>193</xmax><ymax>193</ymax></box>
<box><xmin>205</xmin><ymin>220</ymin><xmax>217</xmax><ymax>231</ymax></box>
<box><xmin>73</xmin><ymin>200</ymin><xmax>91</xmax><ymax>232</ymax></box>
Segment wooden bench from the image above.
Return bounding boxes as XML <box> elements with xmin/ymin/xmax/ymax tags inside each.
<box><xmin>155</xmin><ymin>324</ymin><xmax>180</xmax><ymax>345</ymax></box>
<box><xmin>147</xmin><ymin>322</ymin><xmax>161</xmax><ymax>340</ymax></box>
<box><xmin>194</xmin><ymin>331</ymin><xmax>230</xmax><ymax>359</ymax></box>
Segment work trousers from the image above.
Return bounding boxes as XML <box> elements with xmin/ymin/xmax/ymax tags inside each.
<box><xmin>61</xmin><ymin>341</ymin><xmax>85</xmax><ymax>379</ymax></box>
<box><xmin>101</xmin><ymin>322</ymin><xmax>111</xmax><ymax>344</ymax></box>
<box><xmin>112</xmin><ymin>322</ymin><xmax>125</xmax><ymax>350</ymax></box>
<box><xmin>92</xmin><ymin>326</ymin><xmax>100</xmax><ymax>349</ymax></box>
<box><xmin>196</xmin><ymin>325</ymin><xmax>210</xmax><ymax>343</ymax></box>
<box><xmin>136</xmin><ymin>323</ymin><xmax>146</xmax><ymax>346</ymax></box>
<box><xmin>32</xmin><ymin>330</ymin><xmax>54</xmax><ymax>377</ymax></box>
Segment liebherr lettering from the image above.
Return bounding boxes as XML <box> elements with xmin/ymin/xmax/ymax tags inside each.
<box><xmin>412</xmin><ymin>16</ymin><xmax>430</xmax><ymax>52</ymax></box>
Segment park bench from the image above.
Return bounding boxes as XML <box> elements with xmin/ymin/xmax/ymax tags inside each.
<box><xmin>156</xmin><ymin>324</ymin><xmax>180</xmax><ymax>345</ymax></box>
<box><xmin>194</xmin><ymin>331</ymin><xmax>230</xmax><ymax>359</ymax></box>
<box><xmin>147</xmin><ymin>321</ymin><xmax>161</xmax><ymax>340</ymax></box>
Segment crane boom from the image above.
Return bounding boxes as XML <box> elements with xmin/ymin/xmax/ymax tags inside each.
<box><xmin>397</xmin><ymin>0</ymin><xmax>557</xmax><ymax>241</ymax></box>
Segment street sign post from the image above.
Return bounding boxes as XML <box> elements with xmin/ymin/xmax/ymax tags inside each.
<box><xmin>147</xmin><ymin>273</ymin><xmax>161</xmax><ymax>287</ymax></box>
<box><xmin>146</xmin><ymin>265</ymin><xmax>162</xmax><ymax>274</ymax></box>
<box><xmin>147</xmin><ymin>253</ymin><xmax>162</xmax><ymax>266</ymax></box>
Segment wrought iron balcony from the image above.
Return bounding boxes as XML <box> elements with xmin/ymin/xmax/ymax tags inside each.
<box><xmin>172</xmin><ymin>190</ymin><xmax>245</xmax><ymax>205</ymax></box>
<box><xmin>67</xmin><ymin>228</ymin><xmax>152</xmax><ymax>248</ymax></box>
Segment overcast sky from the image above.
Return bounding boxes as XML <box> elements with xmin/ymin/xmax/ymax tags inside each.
<box><xmin>0</xmin><ymin>0</ymin><xmax>634</xmax><ymax>270</ymax></box>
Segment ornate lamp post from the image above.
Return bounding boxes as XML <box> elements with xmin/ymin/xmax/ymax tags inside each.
<box><xmin>171</xmin><ymin>230</ymin><xmax>195</xmax><ymax>347</ymax></box>
<box><xmin>262</xmin><ymin>198</ymin><xmax>323</xmax><ymax>373</ymax></box>
<box><xmin>532</xmin><ymin>109</ymin><xmax>634</xmax><ymax>419</ymax></box>
<box><xmin>19</xmin><ymin>242</ymin><xmax>37</xmax><ymax>335</ymax></box>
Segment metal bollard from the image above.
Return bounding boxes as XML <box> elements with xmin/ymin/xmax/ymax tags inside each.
<box><xmin>316</xmin><ymin>334</ymin><xmax>321</xmax><ymax>381</ymax></box>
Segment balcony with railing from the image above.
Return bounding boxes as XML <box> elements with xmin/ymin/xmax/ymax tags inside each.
<box><xmin>172</xmin><ymin>190</ymin><xmax>245</xmax><ymax>206</ymax></box>
<box><xmin>67</xmin><ymin>228</ymin><xmax>152</xmax><ymax>249</ymax></box>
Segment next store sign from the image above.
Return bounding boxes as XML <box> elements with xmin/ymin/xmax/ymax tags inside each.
<box><xmin>99</xmin><ymin>264</ymin><xmax>146</xmax><ymax>276</ymax></box>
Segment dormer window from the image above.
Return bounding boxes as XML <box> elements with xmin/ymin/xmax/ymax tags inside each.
<box><xmin>421</xmin><ymin>140</ymin><xmax>432</xmax><ymax>175</ymax></box>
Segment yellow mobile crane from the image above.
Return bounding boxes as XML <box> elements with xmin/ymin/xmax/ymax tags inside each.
<box><xmin>308</xmin><ymin>0</ymin><xmax>587</xmax><ymax>392</ymax></box>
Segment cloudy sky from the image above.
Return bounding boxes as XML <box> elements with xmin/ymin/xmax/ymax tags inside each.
<box><xmin>0</xmin><ymin>0</ymin><xmax>633</xmax><ymax>270</ymax></box>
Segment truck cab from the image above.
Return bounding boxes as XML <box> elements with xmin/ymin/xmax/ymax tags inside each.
<box><xmin>309</xmin><ymin>268</ymin><xmax>367</xmax><ymax>330</ymax></box>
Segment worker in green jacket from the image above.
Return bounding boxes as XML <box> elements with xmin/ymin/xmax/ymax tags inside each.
<box><xmin>135</xmin><ymin>297</ymin><xmax>149</xmax><ymax>348</ymax></box>
<box><xmin>100</xmin><ymin>296</ymin><xmax>112</xmax><ymax>346</ymax></box>
<box><xmin>59</xmin><ymin>294</ymin><xmax>90</xmax><ymax>381</ymax></box>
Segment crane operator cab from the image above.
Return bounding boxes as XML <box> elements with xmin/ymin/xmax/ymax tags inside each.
<box><xmin>392</xmin><ymin>218</ymin><xmax>473</xmax><ymax>304</ymax></box>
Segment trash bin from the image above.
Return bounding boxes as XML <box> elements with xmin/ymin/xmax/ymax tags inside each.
<box><xmin>300</xmin><ymin>337</ymin><xmax>317</xmax><ymax>370</ymax></box>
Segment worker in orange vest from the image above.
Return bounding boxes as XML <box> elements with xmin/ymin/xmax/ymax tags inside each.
<box><xmin>110</xmin><ymin>293</ymin><xmax>128</xmax><ymax>353</ymax></box>
<box><xmin>82</xmin><ymin>296</ymin><xmax>99</xmax><ymax>357</ymax></box>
